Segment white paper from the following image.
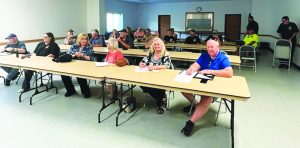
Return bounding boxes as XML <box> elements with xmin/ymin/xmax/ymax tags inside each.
<box><xmin>0</xmin><ymin>52</ymin><xmax>12</xmax><ymax>56</ymax></box>
<box><xmin>134</xmin><ymin>66</ymin><xmax>158</xmax><ymax>72</ymax></box>
<box><xmin>95</xmin><ymin>62</ymin><xmax>109</xmax><ymax>67</ymax></box>
<box><xmin>174</xmin><ymin>70</ymin><xmax>197</xmax><ymax>83</ymax></box>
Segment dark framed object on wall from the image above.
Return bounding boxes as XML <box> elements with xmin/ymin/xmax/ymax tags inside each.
<box><xmin>185</xmin><ymin>12</ymin><xmax>214</xmax><ymax>32</ymax></box>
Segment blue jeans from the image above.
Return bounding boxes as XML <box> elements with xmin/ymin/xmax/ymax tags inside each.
<box><xmin>1</xmin><ymin>67</ymin><xmax>19</xmax><ymax>81</ymax></box>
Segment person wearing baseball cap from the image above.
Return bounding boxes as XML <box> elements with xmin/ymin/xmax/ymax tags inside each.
<box><xmin>1</xmin><ymin>33</ymin><xmax>27</xmax><ymax>86</ymax></box>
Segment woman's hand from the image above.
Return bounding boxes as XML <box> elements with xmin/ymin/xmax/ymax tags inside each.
<box><xmin>75</xmin><ymin>52</ymin><xmax>83</xmax><ymax>58</ymax></box>
<box><xmin>139</xmin><ymin>62</ymin><xmax>146</xmax><ymax>68</ymax></box>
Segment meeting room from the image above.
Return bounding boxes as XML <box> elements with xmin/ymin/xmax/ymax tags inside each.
<box><xmin>0</xmin><ymin>0</ymin><xmax>299</xmax><ymax>148</ymax></box>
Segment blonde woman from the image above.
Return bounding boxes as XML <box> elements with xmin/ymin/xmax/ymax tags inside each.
<box><xmin>105</xmin><ymin>38</ymin><xmax>124</xmax><ymax>64</ymax></box>
<box><xmin>104</xmin><ymin>38</ymin><xmax>124</xmax><ymax>100</ymax></box>
<box><xmin>61</xmin><ymin>33</ymin><xmax>95</xmax><ymax>98</ymax></box>
<box><xmin>139</xmin><ymin>37</ymin><xmax>172</xmax><ymax>114</ymax></box>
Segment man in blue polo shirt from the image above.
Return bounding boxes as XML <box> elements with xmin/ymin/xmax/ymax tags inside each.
<box><xmin>181</xmin><ymin>39</ymin><xmax>233</xmax><ymax>136</ymax></box>
<box><xmin>89</xmin><ymin>29</ymin><xmax>103</xmax><ymax>47</ymax></box>
<box><xmin>1</xmin><ymin>33</ymin><xmax>27</xmax><ymax>86</ymax></box>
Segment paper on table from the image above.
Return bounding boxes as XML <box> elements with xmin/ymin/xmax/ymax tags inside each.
<box><xmin>95</xmin><ymin>62</ymin><xmax>110</xmax><ymax>67</ymax></box>
<box><xmin>174</xmin><ymin>70</ymin><xmax>197</xmax><ymax>83</ymax></box>
<box><xmin>134</xmin><ymin>66</ymin><xmax>158</xmax><ymax>72</ymax></box>
<box><xmin>0</xmin><ymin>52</ymin><xmax>12</xmax><ymax>56</ymax></box>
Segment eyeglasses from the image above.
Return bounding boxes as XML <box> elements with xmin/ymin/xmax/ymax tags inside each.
<box><xmin>209</xmin><ymin>36</ymin><xmax>220</xmax><ymax>42</ymax></box>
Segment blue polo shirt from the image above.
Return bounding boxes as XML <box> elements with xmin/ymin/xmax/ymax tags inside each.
<box><xmin>89</xmin><ymin>36</ymin><xmax>103</xmax><ymax>46</ymax></box>
<box><xmin>196</xmin><ymin>51</ymin><xmax>231</xmax><ymax>70</ymax></box>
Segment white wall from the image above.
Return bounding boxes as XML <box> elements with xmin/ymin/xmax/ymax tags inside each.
<box><xmin>137</xmin><ymin>0</ymin><xmax>251</xmax><ymax>32</ymax></box>
<box><xmin>0</xmin><ymin>0</ymin><xmax>87</xmax><ymax>43</ymax></box>
<box><xmin>87</xmin><ymin>0</ymin><xmax>100</xmax><ymax>33</ymax></box>
<box><xmin>251</xmin><ymin>0</ymin><xmax>300</xmax><ymax>65</ymax></box>
<box><xmin>105</xmin><ymin>0</ymin><xmax>139</xmax><ymax>32</ymax></box>
<box><xmin>251</xmin><ymin>0</ymin><xmax>300</xmax><ymax>37</ymax></box>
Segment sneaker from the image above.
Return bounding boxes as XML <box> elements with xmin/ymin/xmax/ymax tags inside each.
<box><xmin>18</xmin><ymin>88</ymin><xmax>29</xmax><ymax>93</ymax></box>
<box><xmin>4</xmin><ymin>80</ymin><xmax>11</xmax><ymax>86</ymax></box>
<box><xmin>156</xmin><ymin>106</ymin><xmax>164</xmax><ymax>114</ymax></box>
<box><xmin>181</xmin><ymin>120</ymin><xmax>195</xmax><ymax>137</ymax></box>
<box><xmin>182</xmin><ymin>105</ymin><xmax>196</xmax><ymax>113</ymax></box>
<box><xmin>84</xmin><ymin>93</ymin><xmax>90</xmax><ymax>98</ymax></box>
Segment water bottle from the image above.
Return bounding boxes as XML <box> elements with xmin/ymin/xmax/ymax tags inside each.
<box><xmin>15</xmin><ymin>49</ymin><xmax>19</xmax><ymax>58</ymax></box>
<box><xmin>222</xmin><ymin>34</ymin><xmax>225</xmax><ymax>43</ymax></box>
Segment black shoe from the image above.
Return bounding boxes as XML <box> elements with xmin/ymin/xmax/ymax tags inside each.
<box><xmin>64</xmin><ymin>91</ymin><xmax>76</xmax><ymax>97</ymax></box>
<box><xmin>84</xmin><ymin>93</ymin><xmax>90</xmax><ymax>98</ymax></box>
<box><xmin>156</xmin><ymin>106</ymin><xmax>164</xmax><ymax>114</ymax></box>
<box><xmin>181</xmin><ymin>120</ymin><xmax>195</xmax><ymax>137</ymax></box>
<box><xmin>4</xmin><ymin>80</ymin><xmax>11</xmax><ymax>86</ymax></box>
<box><xmin>182</xmin><ymin>105</ymin><xmax>196</xmax><ymax>113</ymax></box>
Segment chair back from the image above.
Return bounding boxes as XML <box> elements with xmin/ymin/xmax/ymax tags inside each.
<box><xmin>274</xmin><ymin>39</ymin><xmax>291</xmax><ymax>59</ymax></box>
<box><xmin>239</xmin><ymin>45</ymin><xmax>256</xmax><ymax>58</ymax></box>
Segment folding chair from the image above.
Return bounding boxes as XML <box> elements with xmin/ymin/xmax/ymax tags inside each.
<box><xmin>189</xmin><ymin>95</ymin><xmax>227</xmax><ymax>125</ymax></box>
<box><xmin>272</xmin><ymin>39</ymin><xmax>292</xmax><ymax>69</ymax></box>
<box><xmin>239</xmin><ymin>45</ymin><xmax>256</xmax><ymax>72</ymax></box>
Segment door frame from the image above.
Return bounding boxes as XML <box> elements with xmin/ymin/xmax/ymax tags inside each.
<box><xmin>224</xmin><ymin>14</ymin><xmax>241</xmax><ymax>41</ymax></box>
<box><xmin>158</xmin><ymin>15</ymin><xmax>171</xmax><ymax>38</ymax></box>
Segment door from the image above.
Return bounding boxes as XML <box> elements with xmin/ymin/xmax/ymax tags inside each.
<box><xmin>225</xmin><ymin>14</ymin><xmax>241</xmax><ymax>41</ymax></box>
<box><xmin>158</xmin><ymin>15</ymin><xmax>171</xmax><ymax>39</ymax></box>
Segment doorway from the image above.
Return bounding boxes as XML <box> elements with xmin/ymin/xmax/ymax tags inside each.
<box><xmin>225</xmin><ymin>14</ymin><xmax>241</xmax><ymax>41</ymax></box>
<box><xmin>158</xmin><ymin>15</ymin><xmax>171</xmax><ymax>38</ymax></box>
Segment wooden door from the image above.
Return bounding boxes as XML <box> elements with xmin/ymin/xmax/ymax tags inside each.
<box><xmin>158</xmin><ymin>15</ymin><xmax>170</xmax><ymax>39</ymax></box>
<box><xmin>225</xmin><ymin>14</ymin><xmax>241</xmax><ymax>41</ymax></box>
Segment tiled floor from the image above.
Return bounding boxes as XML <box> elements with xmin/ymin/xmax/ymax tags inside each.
<box><xmin>0</xmin><ymin>50</ymin><xmax>299</xmax><ymax>148</ymax></box>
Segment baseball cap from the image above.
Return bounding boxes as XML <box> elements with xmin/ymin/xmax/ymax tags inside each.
<box><xmin>5</xmin><ymin>33</ymin><xmax>17</xmax><ymax>39</ymax></box>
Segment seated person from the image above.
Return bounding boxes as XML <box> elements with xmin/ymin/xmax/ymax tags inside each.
<box><xmin>104</xmin><ymin>38</ymin><xmax>124</xmax><ymax>99</ymax></box>
<box><xmin>139</xmin><ymin>38</ymin><xmax>172</xmax><ymax>114</ymax></box>
<box><xmin>185</xmin><ymin>29</ymin><xmax>201</xmax><ymax>44</ymax></box>
<box><xmin>143</xmin><ymin>28</ymin><xmax>152</xmax><ymax>43</ymax></box>
<box><xmin>117</xmin><ymin>29</ymin><xmax>133</xmax><ymax>50</ymax></box>
<box><xmin>164</xmin><ymin>29</ymin><xmax>177</xmax><ymax>43</ymax></box>
<box><xmin>1</xmin><ymin>33</ymin><xmax>27</xmax><ymax>86</ymax></box>
<box><xmin>109</xmin><ymin>29</ymin><xmax>118</xmax><ymax>39</ymax></box>
<box><xmin>64</xmin><ymin>29</ymin><xmax>75</xmax><ymax>45</ymax></box>
<box><xmin>125</xmin><ymin>26</ymin><xmax>135</xmax><ymax>40</ymax></box>
<box><xmin>89</xmin><ymin>29</ymin><xmax>103</xmax><ymax>47</ymax></box>
<box><xmin>145</xmin><ymin>32</ymin><xmax>159</xmax><ymax>49</ymax></box>
<box><xmin>180</xmin><ymin>39</ymin><xmax>233</xmax><ymax>136</ymax></box>
<box><xmin>243</xmin><ymin>28</ymin><xmax>259</xmax><ymax>48</ymax></box>
<box><xmin>170</xmin><ymin>28</ymin><xmax>178</xmax><ymax>39</ymax></box>
<box><xmin>134</xmin><ymin>27</ymin><xmax>145</xmax><ymax>40</ymax></box>
<box><xmin>61</xmin><ymin>33</ymin><xmax>95</xmax><ymax>98</ymax></box>
<box><xmin>235</xmin><ymin>28</ymin><xmax>259</xmax><ymax>55</ymax></box>
<box><xmin>18</xmin><ymin>32</ymin><xmax>60</xmax><ymax>93</ymax></box>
